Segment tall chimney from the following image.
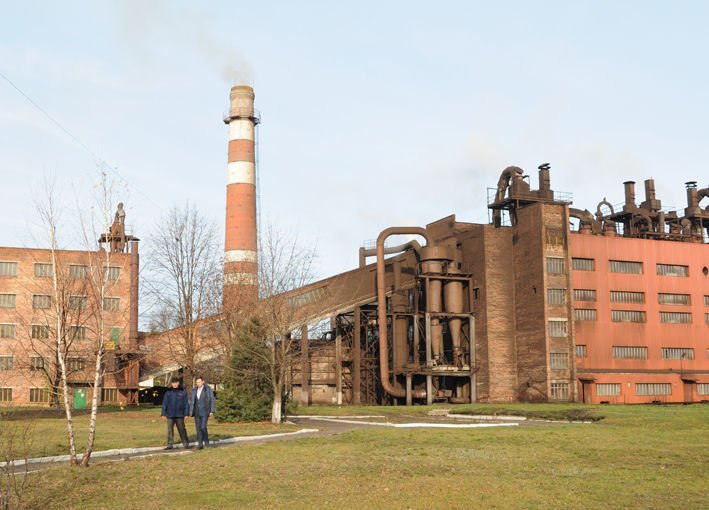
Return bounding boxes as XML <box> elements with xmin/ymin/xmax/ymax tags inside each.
<box><xmin>223</xmin><ymin>86</ymin><xmax>260</xmax><ymax>307</ymax></box>
<box><xmin>623</xmin><ymin>181</ymin><xmax>636</xmax><ymax>206</ymax></box>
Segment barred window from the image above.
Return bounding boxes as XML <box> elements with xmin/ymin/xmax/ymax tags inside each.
<box><xmin>34</xmin><ymin>263</ymin><xmax>53</xmax><ymax>277</ymax></box>
<box><xmin>101</xmin><ymin>388</ymin><xmax>118</xmax><ymax>402</ymax></box>
<box><xmin>657</xmin><ymin>264</ymin><xmax>688</xmax><ymax>277</ymax></box>
<box><xmin>103</xmin><ymin>266</ymin><xmax>121</xmax><ymax>280</ymax></box>
<box><xmin>66</xmin><ymin>357</ymin><xmax>86</xmax><ymax>371</ymax></box>
<box><xmin>0</xmin><ymin>294</ymin><xmax>16</xmax><ymax>308</ymax></box>
<box><xmin>610</xmin><ymin>291</ymin><xmax>645</xmax><ymax>304</ymax></box>
<box><xmin>548</xmin><ymin>320</ymin><xmax>568</xmax><ymax>337</ymax></box>
<box><xmin>103</xmin><ymin>297</ymin><xmax>120</xmax><ymax>312</ymax></box>
<box><xmin>613</xmin><ymin>346</ymin><xmax>647</xmax><ymax>359</ymax></box>
<box><xmin>596</xmin><ymin>383</ymin><xmax>621</xmax><ymax>396</ymax></box>
<box><xmin>609</xmin><ymin>260</ymin><xmax>642</xmax><ymax>274</ymax></box>
<box><xmin>30</xmin><ymin>356</ymin><xmax>47</xmax><ymax>371</ymax></box>
<box><xmin>636</xmin><ymin>383</ymin><xmax>671</xmax><ymax>396</ymax></box>
<box><xmin>661</xmin><ymin>348</ymin><xmax>694</xmax><ymax>360</ymax></box>
<box><xmin>70</xmin><ymin>326</ymin><xmax>87</xmax><ymax>340</ymax></box>
<box><xmin>69</xmin><ymin>296</ymin><xmax>87</xmax><ymax>311</ymax></box>
<box><xmin>548</xmin><ymin>288</ymin><xmax>566</xmax><ymax>305</ymax></box>
<box><xmin>0</xmin><ymin>388</ymin><xmax>11</xmax><ymax>402</ymax></box>
<box><xmin>574</xmin><ymin>289</ymin><xmax>596</xmax><ymax>301</ymax></box>
<box><xmin>0</xmin><ymin>324</ymin><xmax>16</xmax><ymax>338</ymax></box>
<box><xmin>611</xmin><ymin>310</ymin><xmax>646</xmax><ymax>323</ymax></box>
<box><xmin>33</xmin><ymin>295</ymin><xmax>51</xmax><ymax>309</ymax></box>
<box><xmin>550</xmin><ymin>382</ymin><xmax>569</xmax><ymax>400</ymax></box>
<box><xmin>30</xmin><ymin>388</ymin><xmax>50</xmax><ymax>403</ymax></box>
<box><xmin>0</xmin><ymin>262</ymin><xmax>18</xmax><ymax>276</ymax></box>
<box><xmin>31</xmin><ymin>325</ymin><xmax>49</xmax><ymax>339</ymax></box>
<box><xmin>546</xmin><ymin>257</ymin><xmax>565</xmax><ymax>274</ymax></box>
<box><xmin>658</xmin><ymin>293</ymin><xmax>690</xmax><ymax>306</ymax></box>
<box><xmin>574</xmin><ymin>309</ymin><xmax>597</xmax><ymax>321</ymax></box>
<box><xmin>572</xmin><ymin>258</ymin><xmax>594</xmax><ymax>271</ymax></box>
<box><xmin>70</xmin><ymin>265</ymin><xmax>88</xmax><ymax>279</ymax></box>
<box><xmin>288</xmin><ymin>286</ymin><xmax>331</xmax><ymax>309</ymax></box>
<box><xmin>0</xmin><ymin>356</ymin><xmax>14</xmax><ymax>370</ymax></box>
<box><xmin>659</xmin><ymin>312</ymin><xmax>691</xmax><ymax>324</ymax></box>
<box><xmin>698</xmin><ymin>383</ymin><xmax>709</xmax><ymax>396</ymax></box>
<box><xmin>550</xmin><ymin>353</ymin><xmax>568</xmax><ymax>369</ymax></box>
<box><xmin>576</xmin><ymin>345</ymin><xmax>586</xmax><ymax>358</ymax></box>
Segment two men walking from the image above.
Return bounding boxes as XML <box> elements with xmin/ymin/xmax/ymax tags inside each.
<box><xmin>161</xmin><ymin>376</ymin><xmax>215</xmax><ymax>450</ymax></box>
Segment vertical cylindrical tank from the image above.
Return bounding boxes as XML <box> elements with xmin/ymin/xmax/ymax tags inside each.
<box><xmin>624</xmin><ymin>181</ymin><xmax>636</xmax><ymax>206</ymax></box>
<box><xmin>443</xmin><ymin>251</ymin><xmax>464</xmax><ymax>358</ymax></box>
<box><xmin>224</xmin><ymin>86</ymin><xmax>259</xmax><ymax>307</ymax></box>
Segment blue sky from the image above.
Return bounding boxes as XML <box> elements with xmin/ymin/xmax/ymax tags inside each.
<box><xmin>1</xmin><ymin>1</ymin><xmax>708</xmax><ymax>278</ymax></box>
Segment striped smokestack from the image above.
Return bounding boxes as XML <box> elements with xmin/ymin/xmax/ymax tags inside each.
<box><xmin>223</xmin><ymin>85</ymin><xmax>260</xmax><ymax>307</ymax></box>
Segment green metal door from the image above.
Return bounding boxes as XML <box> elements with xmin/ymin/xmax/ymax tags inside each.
<box><xmin>73</xmin><ymin>388</ymin><xmax>86</xmax><ymax>410</ymax></box>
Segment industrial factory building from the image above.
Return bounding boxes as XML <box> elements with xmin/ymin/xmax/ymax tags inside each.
<box><xmin>149</xmin><ymin>85</ymin><xmax>709</xmax><ymax>406</ymax></box>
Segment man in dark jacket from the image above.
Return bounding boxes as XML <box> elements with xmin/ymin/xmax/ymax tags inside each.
<box><xmin>161</xmin><ymin>377</ymin><xmax>190</xmax><ymax>450</ymax></box>
<box><xmin>189</xmin><ymin>376</ymin><xmax>215</xmax><ymax>450</ymax></box>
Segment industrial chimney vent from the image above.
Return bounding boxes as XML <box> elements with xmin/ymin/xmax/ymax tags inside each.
<box><xmin>685</xmin><ymin>181</ymin><xmax>697</xmax><ymax>189</ymax></box>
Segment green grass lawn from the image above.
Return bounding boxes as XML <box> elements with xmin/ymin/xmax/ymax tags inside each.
<box><xmin>20</xmin><ymin>403</ymin><xmax>709</xmax><ymax>509</ymax></box>
<box><xmin>2</xmin><ymin>405</ymin><xmax>300</xmax><ymax>459</ymax></box>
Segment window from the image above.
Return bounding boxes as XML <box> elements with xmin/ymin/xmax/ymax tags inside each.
<box><xmin>546</xmin><ymin>257</ymin><xmax>565</xmax><ymax>274</ymax></box>
<box><xmin>0</xmin><ymin>294</ymin><xmax>16</xmax><ymax>308</ymax></box>
<box><xmin>705</xmin><ymin>296</ymin><xmax>709</xmax><ymax>307</ymax></box>
<box><xmin>31</xmin><ymin>325</ymin><xmax>49</xmax><ymax>339</ymax></box>
<box><xmin>288</xmin><ymin>286</ymin><xmax>331</xmax><ymax>309</ymax></box>
<box><xmin>0</xmin><ymin>324</ymin><xmax>15</xmax><ymax>338</ymax></box>
<box><xmin>698</xmin><ymin>383</ymin><xmax>709</xmax><ymax>396</ymax></box>
<box><xmin>66</xmin><ymin>357</ymin><xmax>86</xmax><ymax>371</ymax></box>
<box><xmin>0</xmin><ymin>388</ymin><xmax>11</xmax><ymax>402</ymax></box>
<box><xmin>70</xmin><ymin>265</ymin><xmax>88</xmax><ymax>279</ymax></box>
<box><xmin>550</xmin><ymin>382</ymin><xmax>569</xmax><ymax>400</ymax></box>
<box><xmin>103</xmin><ymin>297</ymin><xmax>120</xmax><ymax>312</ymax></box>
<box><xmin>69</xmin><ymin>296</ymin><xmax>88</xmax><ymax>311</ymax></box>
<box><xmin>576</xmin><ymin>345</ymin><xmax>586</xmax><ymax>358</ymax></box>
<box><xmin>103</xmin><ymin>266</ymin><xmax>121</xmax><ymax>280</ymax></box>
<box><xmin>0</xmin><ymin>262</ymin><xmax>18</xmax><ymax>276</ymax></box>
<box><xmin>550</xmin><ymin>353</ymin><xmax>568</xmax><ymax>369</ymax></box>
<box><xmin>662</xmin><ymin>348</ymin><xmax>694</xmax><ymax>360</ymax></box>
<box><xmin>473</xmin><ymin>288</ymin><xmax>480</xmax><ymax>300</ymax></box>
<box><xmin>658</xmin><ymin>293</ymin><xmax>690</xmax><ymax>306</ymax></box>
<box><xmin>574</xmin><ymin>289</ymin><xmax>596</xmax><ymax>302</ymax></box>
<box><xmin>706</xmin><ymin>313</ymin><xmax>709</xmax><ymax>325</ymax></box>
<box><xmin>636</xmin><ymin>383</ymin><xmax>671</xmax><ymax>396</ymax></box>
<box><xmin>30</xmin><ymin>388</ymin><xmax>50</xmax><ymax>403</ymax></box>
<box><xmin>613</xmin><ymin>346</ymin><xmax>647</xmax><ymax>359</ymax></box>
<box><xmin>657</xmin><ymin>264</ymin><xmax>688</xmax><ymax>277</ymax></box>
<box><xmin>33</xmin><ymin>295</ymin><xmax>51</xmax><ymax>309</ymax></box>
<box><xmin>659</xmin><ymin>312</ymin><xmax>691</xmax><ymax>324</ymax></box>
<box><xmin>548</xmin><ymin>320</ymin><xmax>568</xmax><ymax>337</ymax></box>
<box><xmin>572</xmin><ymin>258</ymin><xmax>594</xmax><ymax>271</ymax></box>
<box><xmin>106</xmin><ymin>327</ymin><xmax>120</xmax><ymax>350</ymax></box>
<box><xmin>610</xmin><ymin>291</ymin><xmax>645</xmax><ymax>304</ymax></box>
<box><xmin>0</xmin><ymin>356</ymin><xmax>14</xmax><ymax>370</ymax></box>
<box><xmin>548</xmin><ymin>288</ymin><xmax>566</xmax><ymax>305</ymax></box>
<box><xmin>30</xmin><ymin>356</ymin><xmax>47</xmax><ymax>371</ymax></box>
<box><xmin>596</xmin><ymin>383</ymin><xmax>621</xmax><ymax>397</ymax></box>
<box><xmin>34</xmin><ymin>263</ymin><xmax>53</xmax><ymax>277</ymax></box>
<box><xmin>70</xmin><ymin>326</ymin><xmax>87</xmax><ymax>340</ymax></box>
<box><xmin>574</xmin><ymin>309</ymin><xmax>597</xmax><ymax>321</ymax></box>
<box><xmin>611</xmin><ymin>310</ymin><xmax>646</xmax><ymax>323</ymax></box>
<box><xmin>101</xmin><ymin>388</ymin><xmax>118</xmax><ymax>402</ymax></box>
<box><xmin>609</xmin><ymin>260</ymin><xmax>642</xmax><ymax>274</ymax></box>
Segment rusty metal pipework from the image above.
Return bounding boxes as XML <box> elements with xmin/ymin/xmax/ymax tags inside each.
<box><xmin>376</xmin><ymin>227</ymin><xmax>433</xmax><ymax>399</ymax></box>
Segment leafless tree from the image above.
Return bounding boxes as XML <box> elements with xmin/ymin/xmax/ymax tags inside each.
<box><xmin>0</xmin><ymin>406</ymin><xmax>41</xmax><ymax>510</ymax></box>
<box><xmin>146</xmin><ymin>202</ymin><xmax>222</xmax><ymax>387</ymax></box>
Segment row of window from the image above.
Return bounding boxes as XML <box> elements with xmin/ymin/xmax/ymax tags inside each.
<box><xmin>0</xmin><ymin>294</ymin><xmax>121</xmax><ymax>311</ymax></box>
<box><xmin>573</xmin><ymin>310</ymin><xmax>705</xmax><ymax>324</ymax></box>
<box><xmin>0</xmin><ymin>325</ymin><xmax>121</xmax><ymax>345</ymax></box>
<box><xmin>575</xmin><ymin>345</ymin><xmax>702</xmax><ymax>360</ymax></box>
<box><xmin>0</xmin><ymin>387</ymin><xmax>119</xmax><ymax>403</ymax></box>
<box><xmin>596</xmin><ymin>383</ymin><xmax>709</xmax><ymax>397</ymax></box>
<box><xmin>0</xmin><ymin>262</ymin><xmax>121</xmax><ymax>280</ymax></box>
<box><xmin>569</xmin><ymin>289</ymin><xmax>707</xmax><ymax>306</ymax></box>
<box><xmin>0</xmin><ymin>355</ymin><xmax>87</xmax><ymax>371</ymax></box>
<box><xmin>567</xmin><ymin>258</ymin><xmax>691</xmax><ymax>276</ymax></box>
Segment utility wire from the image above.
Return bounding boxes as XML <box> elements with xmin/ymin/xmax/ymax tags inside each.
<box><xmin>0</xmin><ymin>70</ymin><xmax>167</xmax><ymax>214</ymax></box>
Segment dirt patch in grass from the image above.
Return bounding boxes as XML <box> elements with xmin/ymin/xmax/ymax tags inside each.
<box><xmin>454</xmin><ymin>406</ymin><xmax>605</xmax><ymax>422</ymax></box>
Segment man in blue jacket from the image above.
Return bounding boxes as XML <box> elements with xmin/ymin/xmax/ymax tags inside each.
<box><xmin>189</xmin><ymin>376</ymin><xmax>215</xmax><ymax>450</ymax></box>
<box><xmin>161</xmin><ymin>377</ymin><xmax>190</xmax><ymax>450</ymax></box>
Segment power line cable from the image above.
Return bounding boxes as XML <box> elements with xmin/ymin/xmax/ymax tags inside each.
<box><xmin>0</xmin><ymin>70</ymin><xmax>167</xmax><ymax>214</ymax></box>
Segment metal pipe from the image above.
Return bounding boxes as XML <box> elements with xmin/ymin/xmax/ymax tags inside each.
<box><xmin>376</xmin><ymin>228</ymin><xmax>432</xmax><ymax>399</ymax></box>
<box><xmin>359</xmin><ymin>240</ymin><xmax>422</xmax><ymax>267</ymax></box>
